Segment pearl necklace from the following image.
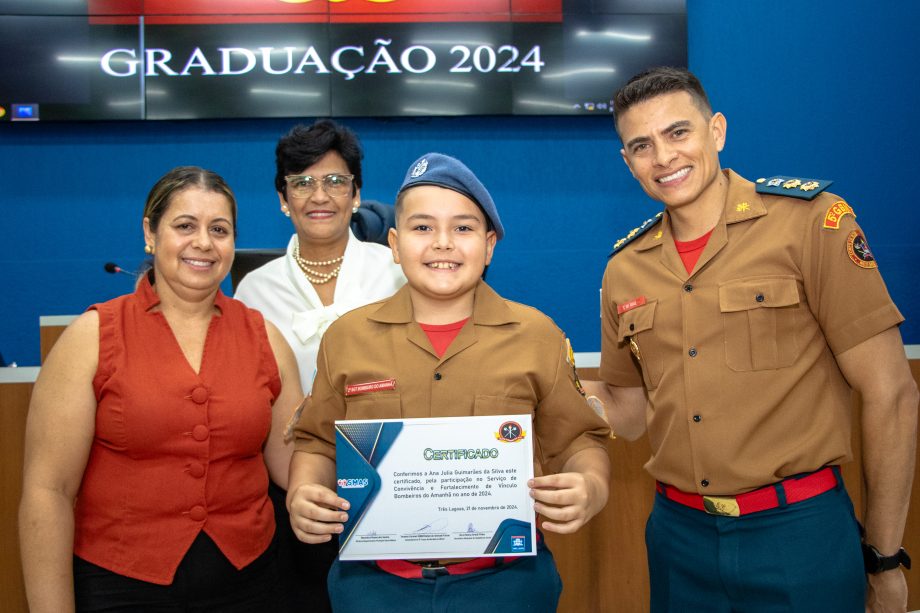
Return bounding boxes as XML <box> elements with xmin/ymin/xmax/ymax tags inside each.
<box><xmin>293</xmin><ymin>243</ymin><xmax>344</xmax><ymax>267</ymax></box>
<box><xmin>293</xmin><ymin>242</ymin><xmax>343</xmax><ymax>285</ymax></box>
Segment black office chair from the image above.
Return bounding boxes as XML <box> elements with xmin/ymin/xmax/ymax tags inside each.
<box><xmin>230</xmin><ymin>249</ymin><xmax>286</xmax><ymax>292</ymax></box>
<box><xmin>350</xmin><ymin>200</ymin><xmax>395</xmax><ymax>245</ymax></box>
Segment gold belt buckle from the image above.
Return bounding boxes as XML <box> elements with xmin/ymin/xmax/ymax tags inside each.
<box><xmin>702</xmin><ymin>495</ymin><xmax>740</xmax><ymax>517</ymax></box>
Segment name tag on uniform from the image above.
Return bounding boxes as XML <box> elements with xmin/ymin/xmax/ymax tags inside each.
<box><xmin>345</xmin><ymin>379</ymin><xmax>397</xmax><ymax>396</ymax></box>
<box><xmin>617</xmin><ymin>296</ymin><xmax>646</xmax><ymax>315</ymax></box>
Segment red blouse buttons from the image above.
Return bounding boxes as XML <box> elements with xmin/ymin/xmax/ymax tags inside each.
<box><xmin>190</xmin><ymin>386</ymin><xmax>209</xmax><ymax>404</ymax></box>
<box><xmin>188</xmin><ymin>462</ymin><xmax>206</xmax><ymax>478</ymax></box>
<box><xmin>192</xmin><ymin>425</ymin><xmax>210</xmax><ymax>441</ymax></box>
<box><xmin>189</xmin><ymin>505</ymin><xmax>207</xmax><ymax>521</ymax></box>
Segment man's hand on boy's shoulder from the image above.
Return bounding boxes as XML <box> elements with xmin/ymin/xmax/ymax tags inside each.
<box><xmin>528</xmin><ymin>447</ymin><xmax>610</xmax><ymax>534</ymax></box>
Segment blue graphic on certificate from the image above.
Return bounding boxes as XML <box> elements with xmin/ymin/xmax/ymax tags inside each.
<box><xmin>335</xmin><ymin>414</ymin><xmax>536</xmax><ymax>561</ymax></box>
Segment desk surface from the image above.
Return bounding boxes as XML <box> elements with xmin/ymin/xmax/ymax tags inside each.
<box><xmin>5</xmin><ymin>332</ymin><xmax>920</xmax><ymax>612</ymax></box>
<box><xmin>0</xmin><ymin>367</ymin><xmax>40</xmax><ymax>384</ymax></box>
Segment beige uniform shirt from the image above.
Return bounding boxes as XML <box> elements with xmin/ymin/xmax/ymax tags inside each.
<box><xmin>295</xmin><ymin>281</ymin><xmax>610</xmax><ymax>477</ymax></box>
<box><xmin>600</xmin><ymin>169</ymin><xmax>903</xmax><ymax>494</ymax></box>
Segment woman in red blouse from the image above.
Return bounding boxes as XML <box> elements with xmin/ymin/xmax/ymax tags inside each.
<box><xmin>19</xmin><ymin>166</ymin><xmax>304</xmax><ymax>612</ymax></box>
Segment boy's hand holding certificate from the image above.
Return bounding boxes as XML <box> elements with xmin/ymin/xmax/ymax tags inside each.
<box><xmin>335</xmin><ymin>414</ymin><xmax>537</xmax><ymax>561</ymax></box>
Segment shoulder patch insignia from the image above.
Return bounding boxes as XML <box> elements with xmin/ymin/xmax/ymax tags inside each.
<box><xmin>823</xmin><ymin>200</ymin><xmax>856</xmax><ymax>230</ymax></box>
<box><xmin>609</xmin><ymin>211</ymin><xmax>664</xmax><ymax>258</ymax></box>
<box><xmin>755</xmin><ymin>175</ymin><xmax>832</xmax><ymax>201</ymax></box>
<box><xmin>846</xmin><ymin>230</ymin><xmax>877</xmax><ymax>268</ymax></box>
<box><xmin>565</xmin><ymin>337</ymin><xmax>586</xmax><ymax>396</ymax></box>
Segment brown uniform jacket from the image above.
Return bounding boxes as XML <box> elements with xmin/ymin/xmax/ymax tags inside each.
<box><xmin>295</xmin><ymin>281</ymin><xmax>610</xmax><ymax>477</ymax></box>
<box><xmin>600</xmin><ymin>169</ymin><xmax>903</xmax><ymax>494</ymax></box>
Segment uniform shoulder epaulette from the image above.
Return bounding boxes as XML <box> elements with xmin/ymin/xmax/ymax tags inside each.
<box><xmin>609</xmin><ymin>211</ymin><xmax>663</xmax><ymax>258</ymax></box>
<box><xmin>754</xmin><ymin>175</ymin><xmax>833</xmax><ymax>201</ymax></box>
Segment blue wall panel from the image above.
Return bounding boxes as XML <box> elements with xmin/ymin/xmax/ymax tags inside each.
<box><xmin>1</xmin><ymin>1</ymin><xmax>917</xmax><ymax>366</ymax></box>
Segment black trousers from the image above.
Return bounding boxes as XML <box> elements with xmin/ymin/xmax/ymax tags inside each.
<box><xmin>269</xmin><ymin>481</ymin><xmax>337</xmax><ymax>613</ymax></box>
<box><xmin>74</xmin><ymin>531</ymin><xmax>279</xmax><ymax>612</ymax></box>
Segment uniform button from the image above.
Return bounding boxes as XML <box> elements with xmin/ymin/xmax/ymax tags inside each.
<box><xmin>688</xmin><ymin>347</ymin><xmax>698</xmax><ymax>357</ymax></box>
<box><xmin>189</xmin><ymin>462</ymin><xmax>205</xmax><ymax>478</ymax></box>
<box><xmin>192</xmin><ymin>425</ymin><xmax>210</xmax><ymax>441</ymax></box>
<box><xmin>700</xmin><ymin>479</ymin><xmax>709</xmax><ymax>488</ymax></box>
<box><xmin>191</xmin><ymin>387</ymin><xmax>209</xmax><ymax>404</ymax></box>
<box><xmin>755</xmin><ymin>293</ymin><xmax>765</xmax><ymax>303</ymax></box>
<box><xmin>189</xmin><ymin>505</ymin><xmax>207</xmax><ymax>521</ymax></box>
<box><xmin>629</xmin><ymin>323</ymin><xmax>635</xmax><ymax>331</ymax></box>
<box><xmin>692</xmin><ymin>415</ymin><xmax>701</xmax><ymax>422</ymax></box>
<box><xmin>683</xmin><ymin>284</ymin><xmax>694</xmax><ymax>293</ymax></box>
<box><xmin>434</xmin><ymin>372</ymin><xmax>442</xmax><ymax>381</ymax></box>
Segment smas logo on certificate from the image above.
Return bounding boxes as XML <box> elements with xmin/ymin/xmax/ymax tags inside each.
<box><xmin>335</xmin><ymin>414</ymin><xmax>536</xmax><ymax>561</ymax></box>
<box><xmin>337</xmin><ymin>477</ymin><xmax>370</xmax><ymax>489</ymax></box>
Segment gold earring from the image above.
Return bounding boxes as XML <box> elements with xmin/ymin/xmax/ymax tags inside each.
<box><xmin>144</xmin><ymin>244</ymin><xmax>153</xmax><ymax>255</ymax></box>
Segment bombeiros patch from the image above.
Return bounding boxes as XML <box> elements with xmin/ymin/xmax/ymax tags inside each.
<box><xmin>846</xmin><ymin>230</ymin><xmax>877</xmax><ymax>269</ymax></box>
<box><xmin>823</xmin><ymin>200</ymin><xmax>855</xmax><ymax>230</ymax></box>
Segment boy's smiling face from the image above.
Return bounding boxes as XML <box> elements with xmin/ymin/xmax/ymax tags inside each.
<box><xmin>388</xmin><ymin>185</ymin><xmax>496</xmax><ymax>319</ymax></box>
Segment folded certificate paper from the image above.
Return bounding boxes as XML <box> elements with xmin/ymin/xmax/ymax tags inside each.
<box><xmin>335</xmin><ymin>414</ymin><xmax>536</xmax><ymax>561</ymax></box>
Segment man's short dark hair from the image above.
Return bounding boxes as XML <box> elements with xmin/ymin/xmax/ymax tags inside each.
<box><xmin>613</xmin><ymin>67</ymin><xmax>713</xmax><ymax>137</ymax></box>
<box><xmin>274</xmin><ymin>119</ymin><xmax>363</xmax><ymax>198</ymax></box>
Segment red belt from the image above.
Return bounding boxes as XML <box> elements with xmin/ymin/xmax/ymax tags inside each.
<box><xmin>375</xmin><ymin>556</ymin><xmax>518</xmax><ymax>579</ymax></box>
<box><xmin>656</xmin><ymin>466</ymin><xmax>839</xmax><ymax>517</ymax></box>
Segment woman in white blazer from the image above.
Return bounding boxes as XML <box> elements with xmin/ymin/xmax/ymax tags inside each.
<box><xmin>234</xmin><ymin>119</ymin><xmax>404</xmax><ymax>613</ymax></box>
<box><xmin>236</xmin><ymin>120</ymin><xmax>405</xmax><ymax>392</ymax></box>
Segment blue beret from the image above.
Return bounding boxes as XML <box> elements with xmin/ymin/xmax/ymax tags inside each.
<box><xmin>398</xmin><ymin>153</ymin><xmax>504</xmax><ymax>240</ymax></box>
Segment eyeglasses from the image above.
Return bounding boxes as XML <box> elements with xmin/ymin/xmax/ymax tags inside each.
<box><xmin>284</xmin><ymin>173</ymin><xmax>355</xmax><ymax>198</ymax></box>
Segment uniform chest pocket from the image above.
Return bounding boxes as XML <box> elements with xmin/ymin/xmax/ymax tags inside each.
<box><xmin>718</xmin><ymin>276</ymin><xmax>801</xmax><ymax>371</ymax></box>
<box><xmin>344</xmin><ymin>392</ymin><xmax>402</xmax><ymax>420</ymax></box>
<box><xmin>617</xmin><ymin>300</ymin><xmax>663</xmax><ymax>390</ymax></box>
<box><xmin>473</xmin><ymin>395</ymin><xmax>534</xmax><ymax>417</ymax></box>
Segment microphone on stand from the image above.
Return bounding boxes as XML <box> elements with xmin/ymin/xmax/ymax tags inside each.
<box><xmin>104</xmin><ymin>262</ymin><xmax>135</xmax><ymax>276</ymax></box>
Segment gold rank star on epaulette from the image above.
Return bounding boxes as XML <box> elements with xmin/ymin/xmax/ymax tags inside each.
<box><xmin>609</xmin><ymin>211</ymin><xmax>664</xmax><ymax>258</ymax></box>
<box><xmin>755</xmin><ymin>175</ymin><xmax>833</xmax><ymax>200</ymax></box>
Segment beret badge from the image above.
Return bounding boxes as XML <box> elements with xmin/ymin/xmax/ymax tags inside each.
<box><xmin>410</xmin><ymin>158</ymin><xmax>428</xmax><ymax>178</ymax></box>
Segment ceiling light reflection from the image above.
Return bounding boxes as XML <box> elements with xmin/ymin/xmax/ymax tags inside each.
<box><xmin>401</xmin><ymin>106</ymin><xmax>463</xmax><ymax>115</ymax></box>
<box><xmin>542</xmin><ymin>67</ymin><xmax>616</xmax><ymax>79</ymax></box>
<box><xmin>249</xmin><ymin>88</ymin><xmax>322</xmax><ymax>97</ymax></box>
<box><xmin>404</xmin><ymin>78</ymin><xmax>476</xmax><ymax>89</ymax></box>
<box><xmin>56</xmin><ymin>55</ymin><xmax>101</xmax><ymax>63</ymax></box>
<box><xmin>517</xmin><ymin>99</ymin><xmax>576</xmax><ymax>110</ymax></box>
<box><xmin>575</xmin><ymin>30</ymin><xmax>652</xmax><ymax>42</ymax></box>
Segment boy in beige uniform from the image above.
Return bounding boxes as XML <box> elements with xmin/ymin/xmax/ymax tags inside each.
<box><xmin>586</xmin><ymin>67</ymin><xmax>918</xmax><ymax>612</ymax></box>
<box><xmin>288</xmin><ymin>153</ymin><xmax>610</xmax><ymax>612</ymax></box>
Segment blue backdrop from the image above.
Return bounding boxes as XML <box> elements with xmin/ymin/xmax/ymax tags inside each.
<box><xmin>1</xmin><ymin>1</ymin><xmax>918</xmax><ymax>366</ymax></box>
